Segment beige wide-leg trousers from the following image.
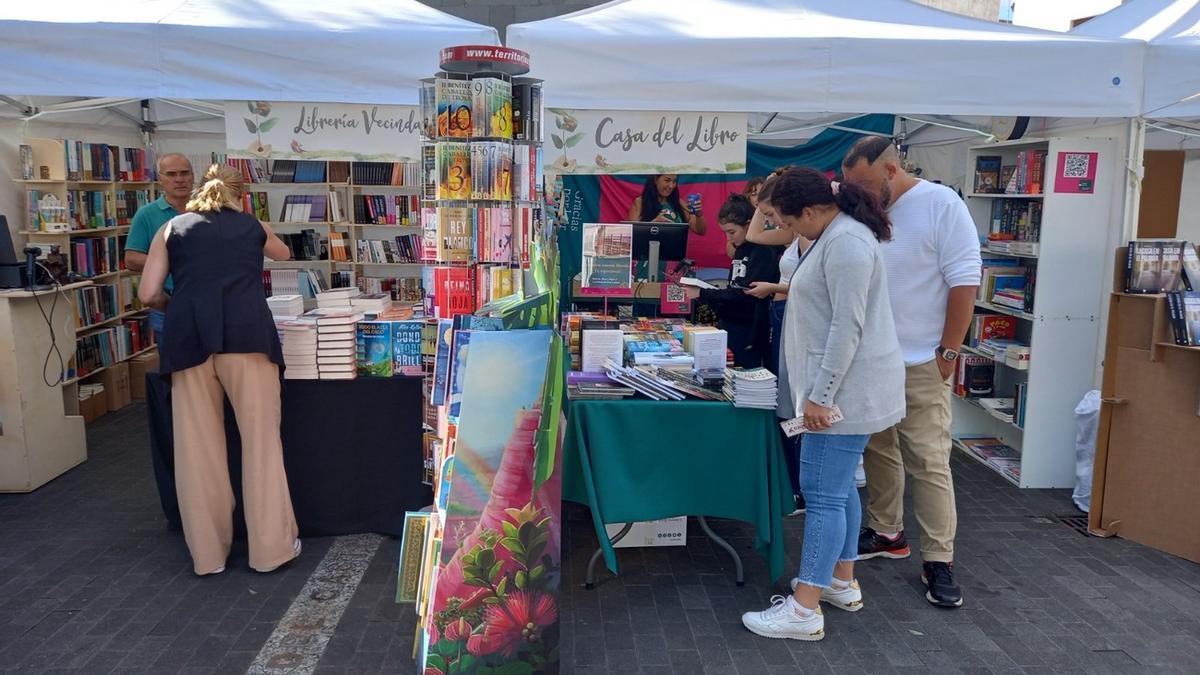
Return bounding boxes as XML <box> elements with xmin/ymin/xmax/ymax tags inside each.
<box><xmin>171</xmin><ymin>353</ymin><xmax>298</xmax><ymax>574</ymax></box>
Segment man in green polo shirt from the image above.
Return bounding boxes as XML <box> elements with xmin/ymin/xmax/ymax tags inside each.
<box><xmin>125</xmin><ymin>153</ymin><xmax>195</xmax><ymax>340</ymax></box>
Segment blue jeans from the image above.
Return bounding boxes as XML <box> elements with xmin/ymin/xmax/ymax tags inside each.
<box><xmin>149</xmin><ymin>308</ymin><xmax>166</xmax><ymax>343</ymax></box>
<box><xmin>796</xmin><ymin>432</ymin><xmax>869</xmax><ymax>588</ymax></box>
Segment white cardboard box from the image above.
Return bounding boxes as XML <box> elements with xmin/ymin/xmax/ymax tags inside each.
<box><xmin>605</xmin><ymin>517</ymin><xmax>688</xmax><ymax>548</ymax></box>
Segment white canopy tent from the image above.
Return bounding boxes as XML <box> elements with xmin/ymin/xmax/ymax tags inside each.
<box><xmin>506</xmin><ymin>0</ymin><xmax>1144</xmax><ymax>119</ymax></box>
<box><xmin>0</xmin><ymin>0</ymin><xmax>499</xmax><ymax>105</ymax></box>
<box><xmin>1073</xmin><ymin>0</ymin><xmax>1200</xmax><ymax>120</ymax></box>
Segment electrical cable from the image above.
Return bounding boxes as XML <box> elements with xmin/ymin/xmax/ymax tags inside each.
<box><xmin>30</xmin><ymin>262</ymin><xmax>67</xmax><ymax>388</ymax></box>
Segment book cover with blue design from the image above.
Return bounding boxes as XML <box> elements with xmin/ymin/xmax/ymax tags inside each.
<box><xmin>392</xmin><ymin>320</ymin><xmax>425</xmax><ymax>377</ymax></box>
<box><xmin>355</xmin><ymin>321</ymin><xmax>393</xmax><ymax>377</ymax></box>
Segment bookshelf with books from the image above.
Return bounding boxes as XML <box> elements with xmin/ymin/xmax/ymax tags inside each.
<box><xmin>955</xmin><ymin>136</ymin><xmax>1120</xmax><ymax>488</ymax></box>
<box><xmin>17</xmin><ymin>138</ymin><xmax>158</xmax><ymax>394</ymax></box>
<box><xmin>1090</xmin><ymin>245</ymin><xmax>1200</xmax><ymax>563</ymax></box>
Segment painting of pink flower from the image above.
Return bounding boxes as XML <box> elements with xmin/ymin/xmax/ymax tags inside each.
<box><xmin>474</xmin><ymin>591</ymin><xmax>557</xmax><ymax>657</ymax></box>
<box><xmin>443</xmin><ymin>617</ymin><xmax>472</xmax><ymax>642</ymax></box>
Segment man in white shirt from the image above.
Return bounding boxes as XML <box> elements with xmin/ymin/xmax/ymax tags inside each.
<box><xmin>841</xmin><ymin>136</ymin><xmax>981</xmax><ymax>608</ymax></box>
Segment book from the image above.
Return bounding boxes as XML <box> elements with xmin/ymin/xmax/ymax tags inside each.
<box><xmin>436</xmin><ymin>142</ymin><xmax>471</xmax><ymax>200</ymax></box>
<box><xmin>392</xmin><ymin>320</ymin><xmax>424</xmax><ymax>377</ymax></box>
<box><xmin>974</xmin><ymin>155</ymin><xmax>1002</xmax><ymax>193</ymax></box>
<box><xmin>436</xmin><ymin>206</ymin><xmax>472</xmax><ymax>262</ymax></box>
<box><xmin>396</xmin><ymin>512</ymin><xmax>430</xmax><ymax>603</ymax></box>
<box><xmin>968</xmin><ymin>315</ymin><xmax>1017</xmax><ymax>348</ymax></box>
<box><xmin>1126</xmin><ymin>241</ymin><xmax>1163</xmax><ymax>293</ymax></box>
<box><xmin>436</xmin><ymin>78</ymin><xmax>472</xmax><ymax>138</ymax></box>
<box><xmin>1160</xmin><ymin>240</ymin><xmax>1185</xmax><ymax>292</ymax></box>
<box><xmin>471</xmin><ymin>77</ymin><xmax>513</xmax><ymax>139</ymax></box>
<box><xmin>1181</xmin><ymin>242</ymin><xmax>1200</xmax><ymax>291</ymax></box>
<box><xmin>1166</xmin><ymin>291</ymin><xmax>1189</xmax><ymax>346</ymax></box>
<box><xmin>581</xmin><ymin>328</ymin><xmax>624</xmax><ymax>374</ymax></box>
<box><xmin>356</xmin><ymin>321</ymin><xmax>394</xmax><ymax>377</ymax></box>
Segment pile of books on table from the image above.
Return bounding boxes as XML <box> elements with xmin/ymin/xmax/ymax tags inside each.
<box><xmin>978</xmin><ymin>397</ymin><xmax>1015</xmax><ymax>423</ymax></box>
<box><xmin>279</xmin><ymin>318</ymin><xmax>318</xmax><ymax>380</ymax></box>
<box><xmin>958</xmin><ymin>436</ymin><xmax>1021</xmax><ymax>483</ymax></box>
<box><xmin>566</xmin><ymin>371</ymin><xmax>636</xmax><ymax>400</ymax></box>
<box><xmin>723</xmin><ymin>368</ymin><xmax>778</xmax><ymax>410</ymax></box>
<box><xmin>266</xmin><ymin>294</ymin><xmax>304</xmax><ymax>319</ymax></box>
<box><xmin>307</xmin><ymin>309</ymin><xmax>363</xmax><ymax>380</ymax></box>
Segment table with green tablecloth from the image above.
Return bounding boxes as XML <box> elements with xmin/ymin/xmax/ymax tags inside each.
<box><xmin>563</xmin><ymin>398</ymin><xmax>794</xmax><ymax>585</ymax></box>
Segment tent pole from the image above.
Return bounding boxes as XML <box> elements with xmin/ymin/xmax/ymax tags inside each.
<box><xmin>1121</xmin><ymin>117</ymin><xmax>1145</xmax><ymax>242</ymax></box>
<box><xmin>0</xmin><ymin>96</ymin><xmax>34</xmax><ymax>116</ymax></box>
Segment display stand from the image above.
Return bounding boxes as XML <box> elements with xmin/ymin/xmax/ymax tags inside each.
<box><xmin>398</xmin><ymin>46</ymin><xmax>563</xmax><ymax>675</ymax></box>
<box><xmin>0</xmin><ymin>283</ymin><xmax>88</xmax><ymax>491</ymax></box>
<box><xmin>1089</xmin><ymin>247</ymin><xmax>1200</xmax><ymax>563</ymax></box>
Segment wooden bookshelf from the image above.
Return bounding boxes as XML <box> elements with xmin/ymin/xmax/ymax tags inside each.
<box><xmin>952</xmin><ymin>136</ymin><xmax>1120</xmax><ymax>488</ymax></box>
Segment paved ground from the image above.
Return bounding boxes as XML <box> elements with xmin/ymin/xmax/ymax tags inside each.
<box><xmin>2</xmin><ymin>402</ymin><xmax>1199</xmax><ymax>673</ymax></box>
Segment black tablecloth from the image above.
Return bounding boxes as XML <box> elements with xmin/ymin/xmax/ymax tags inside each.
<box><xmin>146</xmin><ymin>373</ymin><xmax>432</xmax><ymax>537</ymax></box>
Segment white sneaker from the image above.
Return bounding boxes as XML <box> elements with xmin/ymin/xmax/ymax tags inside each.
<box><xmin>791</xmin><ymin>577</ymin><xmax>864</xmax><ymax>612</ymax></box>
<box><xmin>741</xmin><ymin>595</ymin><xmax>825</xmax><ymax>641</ymax></box>
<box><xmin>854</xmin><ymin>462</ymin><xmax>867</xmax><ymax>488</ymax></box>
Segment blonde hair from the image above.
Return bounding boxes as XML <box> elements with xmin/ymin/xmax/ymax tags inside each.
<box><xmin>186</xmin><ymin>164</ymin><xmax>244</xmax><ymax>213</ymax></box>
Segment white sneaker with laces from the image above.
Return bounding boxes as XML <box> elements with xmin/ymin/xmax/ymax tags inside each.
<box><xmin>791</xmin><ymin>577</ymin><xmax>864</xmax><ymax>612</ymax></box>
<box><xmin>854</xmin><ymin>461</ymin><xmax>867</xmax><ymax>488</ymax></box>
<box><xmin>741</xmin><ymin>595</ymin><xmax>824</xmax><ymax>641</ymax></box>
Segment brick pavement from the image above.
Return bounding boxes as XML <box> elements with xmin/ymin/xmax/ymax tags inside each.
<box><xmin>1</xmin><ymin>403</ymin><xmax>1198</xmax><ymax>673</ymax></box>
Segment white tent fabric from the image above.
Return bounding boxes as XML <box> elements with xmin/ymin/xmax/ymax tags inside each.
<box><xmin>1073</xmin><ymin>0</ymin><xmax>1200</xmax><ymax>119</ymax></box>
<box><xmin>0</xmin><ymin>0</ymin><xmax>499</xmax><ymax>104</ymax></box>
<box><xmin>506</xmin><ymin>0</ymin><xmax>1144</xmax><ymax>118</ymax></box>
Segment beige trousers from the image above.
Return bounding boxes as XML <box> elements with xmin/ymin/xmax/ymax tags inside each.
<box><xmin>172</xmin><ymin>353</ymin><xmax>298</xmax><ymax>574</ymax></box>
<box><xmin>863</xmin><ymin>359</ymin><xmax>957</xmax><ymax>563</ymax></box>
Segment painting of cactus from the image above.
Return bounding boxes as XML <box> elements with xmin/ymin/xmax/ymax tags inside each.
<box><xmin>420</xmin><ymin>329</ymin><xmax>561</xmax><ymax>675</ymax></box>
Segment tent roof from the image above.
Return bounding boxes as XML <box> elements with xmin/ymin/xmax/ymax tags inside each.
<box><xmin>0</xmin><ymin>0</ymin><xmax>499</xmax><ymax>104</ymax></box>
<box><xmin>506</xmin><ymin>0</ymin><xmax>1144</xmax><ymax>118</ymax></box>
<box><xmin>1073</xmin><ymin>0</ymin><xmax>1200</xmax><ymax>119</ymax></box>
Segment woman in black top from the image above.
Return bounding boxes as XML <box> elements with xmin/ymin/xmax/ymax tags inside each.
<box><xmin>140</xmin><ymin>163</ymin><xmax>298</xmax><ymax>576</ymax></box>
<box><xmin>683</xmin><ymin>194</ymin><xmax>782</xmax><ymax>367</ymax></box>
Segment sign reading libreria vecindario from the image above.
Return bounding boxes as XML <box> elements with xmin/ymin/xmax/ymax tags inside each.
<box><xmin>545</xmin><ymin>109</ymin><xmax>747</xmax><ymax>175</ymax></box>
<box><xmin>224</xmin><ymin>101</ymin><xmax>421</xmax><ymax>162</ymax></box>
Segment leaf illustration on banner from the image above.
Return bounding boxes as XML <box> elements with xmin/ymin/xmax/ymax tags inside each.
<box><xmin>555</xmin><ymin>116</ymin><xmax>564</xmax><ymax>130</ymax></box>
<box><xmin>246</xmin><ymin>101</ymin><xmax>257</xmax><ymax>115</ymax></box>
<box><xmin>564</xmin><ymin>133</ymin><xmax>583</xmax><ymax>149</ymax></box>
<box><xmin>551</xmin><ymin>134</ymin><xmax>564</xmax><ymax>150</ymax></box>
<box><xmin>243</xmin><ymin>118</ymin><xmax>258</xmax><ymax>134</ymax></box>
<box><xmin>258</xmin><ymin>118</ymin><xmax>279</xmax><ymax>134</ymax></box>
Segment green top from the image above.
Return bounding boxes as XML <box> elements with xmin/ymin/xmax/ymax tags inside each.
<box><xmin>125</xmin><ymin>195</ymin><xmax>180</xmax><ymax>293</ymax></box>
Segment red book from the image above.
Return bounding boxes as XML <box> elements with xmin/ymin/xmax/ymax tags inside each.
<box><xmin>432</xmin><ymin>266</ymin><xmax>476</xmax><ymax>319</ymax></box>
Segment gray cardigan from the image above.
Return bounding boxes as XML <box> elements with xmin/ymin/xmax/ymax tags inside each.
<box><xmin>782</xmin><ymin>213</ymin><xmax>906</xmax><ymax>435</ymax></box>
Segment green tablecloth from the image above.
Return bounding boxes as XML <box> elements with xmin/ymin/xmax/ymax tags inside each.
<box><xmin>563</xmin><ymin>398</ymin><xmax>793</xmax><ymax>582</ymax></box>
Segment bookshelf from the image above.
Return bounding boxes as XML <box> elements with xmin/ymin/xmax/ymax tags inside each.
<box><xmin>18</xmin><ymin>138</ymin><xmax>159</xmax><ymax>399</ymax></box>
<box><xmin>1090</xmin><ymin>251</ymin><xmax>1200</xmax><ymax>562</ymax></box>
<box><xmin>953</xmin><ymin>136</ymin><xmax>1119</xmax><ymax>488</ymax></box>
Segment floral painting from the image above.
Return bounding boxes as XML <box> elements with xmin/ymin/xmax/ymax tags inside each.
<box><xmin>422</xmin><ymin>329</ymin><xmax>560</xmax><ymax>675</ymax></box>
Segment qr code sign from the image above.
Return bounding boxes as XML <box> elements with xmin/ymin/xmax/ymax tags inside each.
<box><xmin>1062</xmin><ymin>153</ymin><xmax>1091</xmax><ymax>178</ymax></box>
<box><xmin>665</xmin><ymin>284</ymin><xmax>686</xmax><ymax>303</ymax></box>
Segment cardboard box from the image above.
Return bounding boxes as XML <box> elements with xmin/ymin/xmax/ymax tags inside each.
<box><xmin>129</xmin><ymin>350</ymin><xmax>159</xmax><ymax>400</ymax></box>
<box><xmin>605</xmin><ymin>517</ymin><xmax>688</xmax><ymax>548</ymax></box>
<box><xmin>100</xmin><ymin>362</ymin><xmax>131</xmax><ymax>412</ymax></box>
<box><xmin>78</xmin><ymin>385</ymin><xmax>109</xmax><ymax>423</ymax></box>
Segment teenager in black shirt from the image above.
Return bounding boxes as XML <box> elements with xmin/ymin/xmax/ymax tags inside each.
<box><xmin>684</xmin><ymin>194</ymin><xmax>783</xmax><ymax>368</ymax></box>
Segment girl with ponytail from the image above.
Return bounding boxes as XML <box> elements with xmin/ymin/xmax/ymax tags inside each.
<box><xmin>741</xmin><ymin>167</ymin><xmax>905</xmax><ymax>644</ymax></box>
<box><xmin>138</xmin><ymin>164</ymin><xmax>299</xmax><ymax>577</ymax></box>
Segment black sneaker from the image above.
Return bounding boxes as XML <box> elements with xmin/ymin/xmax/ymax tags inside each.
<box><xmin>921</xmin><ymin>562</ymin><xmax>964</xmax><ymax>608</ymax></box>
<box><xmin>786</xmin><ymin>494</ymin><xmax>806</xmax><ymax>516</ymax></box>
<box><xmin>857</xmin><ymin>527</ymin><xmax>911</xmax><ymax>560</ymax></box>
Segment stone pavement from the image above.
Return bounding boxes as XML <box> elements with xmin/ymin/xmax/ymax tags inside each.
<box><xmin>1</xmin><ymin>402</ymin><xmax>1198</xmax><ymax>673</ymax></box>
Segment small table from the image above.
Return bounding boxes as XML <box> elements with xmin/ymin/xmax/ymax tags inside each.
<box><xmin>145</xmin><ymin>373</ymin><xmax>432</xmax><ymax>537</ymax></box>
<box><xmin>563</xmin><ymin>398</ymin><xmax>793</xmax><ymax>587</ymax></box>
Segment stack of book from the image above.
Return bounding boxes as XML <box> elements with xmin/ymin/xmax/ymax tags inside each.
<box><xmin>315</xmin><ymin>287</ymin><xmax>360</xmax><ymax>311</ymax></box>
<box><xmin>566</xmin><ymin>372</ymin><xmax>636</xmax><ymax>400</ymax></box>
<box><xmin>602</xmin><ymin>359</ymin><xmax>684</xmax><ymax>401</ymax></box>
<box><xmin>957</xmin><ymin>436</ymin><xmax>1021</xmax><ymax>481</ymax></box>
<box><xmin>723</xmin><ymin>368</ymin><xmax>778</xmax><ymax>410</ymax></box>
<box><xmin>279</xmin><ymin>319</ymin><xmax>318</xmax><ymax>380</ymax></box>
<box><xmin>1166</xmin><ymin>289</ymin><xmax>1200</xmax><ymax>346</ymax></box>
<box><xmin>266</xmin><ymin>294</ymin><xmax>304</xmax><ymax>319</ymax></box>
<box><xmin>351</xmin><ymin>293</ymin><xmax>392</xmax><ymax>317</ymax></box>
<box><xmin>309</xmin><ymin>310</ymin><xmax>362</xmax><ymax>380</ymax></box>
<box><xmin>978</xmin><ymin>397</ymin><xmax>1015</xmax><ymax>423</ymax></box>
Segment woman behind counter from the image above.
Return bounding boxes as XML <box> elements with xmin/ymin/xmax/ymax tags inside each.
<box><xmin>139</xmin><ymin>164</ymin><xmax>300</xmax><ymax>577</ymax></box>
<box><xmin>627</xmin><ymin>173</ymin><xmax>707</xmax><ymax>235</ymax></box>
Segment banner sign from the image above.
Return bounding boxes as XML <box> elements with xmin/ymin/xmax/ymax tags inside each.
<box><xmin>224</xmin><ymin>100</ymin><xmax>422</xmax><ymax>162</ymax></box>
<box><xmin>546</xmin><ymin>109</ymin><xmax>747</xmax><ymax>175</ymax></box>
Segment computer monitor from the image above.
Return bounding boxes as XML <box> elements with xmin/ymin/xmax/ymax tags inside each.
<box><xmin>0</xmin><ymin>216</ymin><xmax>21</xmax><ymax>288</ymax></box>
<box><xmin>626</xmin><ymin>221</ymin><xmax>689</xmax><ymax>282</ymax></box>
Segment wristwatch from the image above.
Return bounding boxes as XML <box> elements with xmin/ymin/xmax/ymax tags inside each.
<box><xmin>936</xmin><ymin>346</ymin><xmax>960</xmax><ymax>362</ymax></box>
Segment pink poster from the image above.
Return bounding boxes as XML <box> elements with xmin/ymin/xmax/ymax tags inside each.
<box><xmin>1053</xmin><ymin>151</ymin><xmax>1098</xmax><ymax>194</ymax></box>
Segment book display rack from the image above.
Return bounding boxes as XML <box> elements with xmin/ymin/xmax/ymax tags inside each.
<box><xmin>1090</xmin><ymin>246</ymin><xmax>1200</xmax><ymax>563</ymax></box>
<box><xmin>953</xmin><ymin>136</ymin><xmax>1120</xmax><ymax>488</ymax></box>
<box><xmin>17</xmin><ymin>138</ymin><xmax>159</xmax><ymax>413</ymax></box>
